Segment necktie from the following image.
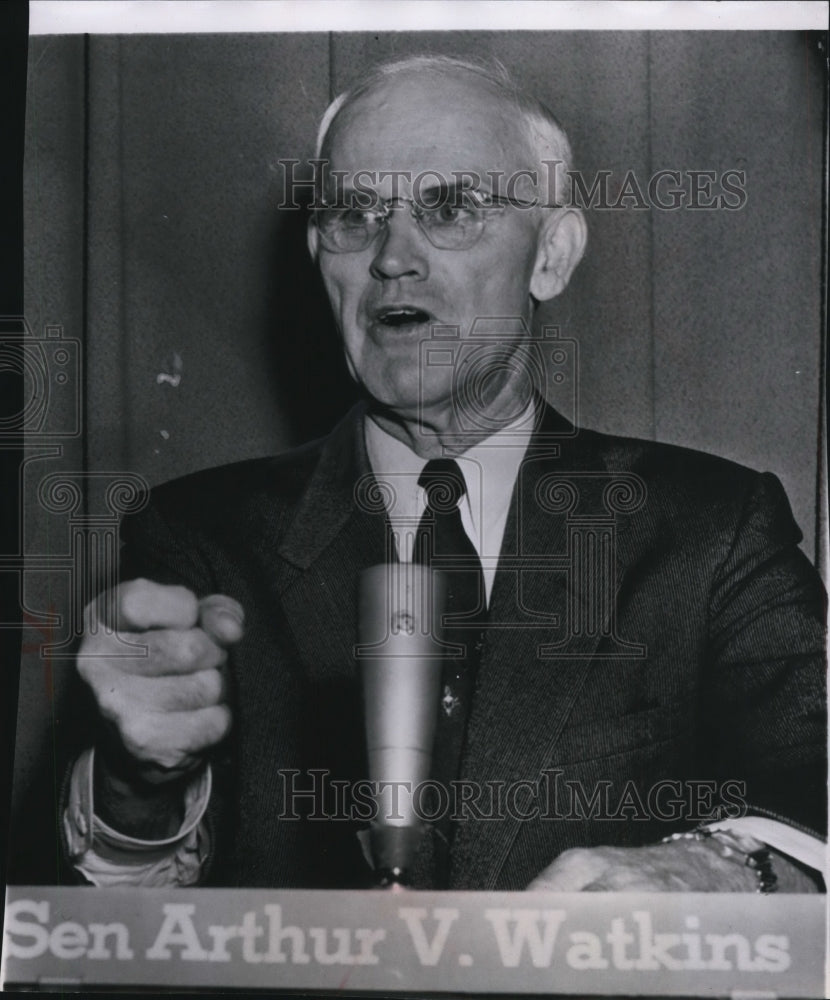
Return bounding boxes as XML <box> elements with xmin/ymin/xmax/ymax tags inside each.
<box><xmin>413</xmin><ymin>459</ymin><xmax>487</xmax><ymax>881</ymax></box>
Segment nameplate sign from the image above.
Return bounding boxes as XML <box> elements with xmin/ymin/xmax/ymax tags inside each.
<box><xmin>2</xmin><ymin>887</ymin><xmax>824</xmax><ymax>995</ymax></box>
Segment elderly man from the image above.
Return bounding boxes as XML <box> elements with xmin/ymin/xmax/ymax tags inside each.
<box><xmin>58</xmin><ymin>56</ymin><xmax>824</xmax><ymax>892</ymax></box>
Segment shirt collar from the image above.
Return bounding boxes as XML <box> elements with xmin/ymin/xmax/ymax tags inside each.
<box><xmin>364</xmin><ymin>403</ymin><xmax>535</xmax><ymax>555</ymax></box>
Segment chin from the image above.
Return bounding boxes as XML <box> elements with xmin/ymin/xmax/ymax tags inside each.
<box><xmin>362</xmin><ymin>363</ymin><xmax>417</xmax><ymax>405</ymax></box>
<box><xmin>369</xmin><ymin>389</ymin><xmax>422</xmax><ymax>420</ymax></box>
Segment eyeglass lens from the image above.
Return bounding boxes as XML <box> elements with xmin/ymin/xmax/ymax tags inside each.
<box><xmin>315</xmin><ymin>189</ymin><xmax>495</xmax><ymax>252</ymax></box>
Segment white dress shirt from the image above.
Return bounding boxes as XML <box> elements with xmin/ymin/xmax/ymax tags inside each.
<box><xmin>364</xmin><ymin>403</ymin><xmax>535</xmax><ymax>603</ymax></box>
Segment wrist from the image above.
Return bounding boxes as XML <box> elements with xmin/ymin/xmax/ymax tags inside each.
<box><xmin>94</xmin><ymin>749</ymin><xmax>189</xmax><ymax>839</ymax></box>
<box><xmin>662</xmin><ymin>827</ymin><xmax>778</xmax><ymax>893</ymax></box>
<box><xmin>64</xmin><ymin>749</ymin><xmax>212</xmax><ymax>886</ymax></box>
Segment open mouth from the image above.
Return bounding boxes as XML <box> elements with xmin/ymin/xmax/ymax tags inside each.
<box><xmin>373</xmin><ymin>306</ymin><xmax>432</xmax><ymax>328</ymax></box>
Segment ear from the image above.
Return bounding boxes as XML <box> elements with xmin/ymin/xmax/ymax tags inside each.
<box><xmin>307</xmin><ymin>217</ymin><xmax>319</xmax><ymax>261</ymax></box>
<box><xmin>529</xmin><ymin>208</ymin><xmax>587</xmax><ymax>302</ymax></box>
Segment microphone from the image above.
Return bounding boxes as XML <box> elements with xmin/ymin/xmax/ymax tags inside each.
<box><xmin>357</xmin><ymin>562</ymin><xmax>447</xmax><ymax>888</ymax></box>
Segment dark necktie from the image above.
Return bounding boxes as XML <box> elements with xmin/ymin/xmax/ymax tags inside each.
<box><xmin>413</xmin><ymin>459</ymin><xmax>487</xmax><ymax>880</ymax></box>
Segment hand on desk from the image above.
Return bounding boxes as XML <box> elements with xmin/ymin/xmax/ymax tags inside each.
<box><xmin>77</xmin><ymin>579</ymin><xmax>244</xmax><ymax>837</ymax></box>
<box><xmin>527</xmin><ymin>838</ymin><xmax>818</xmax><ymax>893</ymax></box>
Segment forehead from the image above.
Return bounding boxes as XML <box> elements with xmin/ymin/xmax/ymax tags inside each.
<box><xmin>325</xmin><ymin>72</ymin><xmax>532</xmax><ymax>189</ymax></box>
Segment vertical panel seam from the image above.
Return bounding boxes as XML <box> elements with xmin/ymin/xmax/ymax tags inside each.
<box><xmin>645</xmin><ymin>31</ymin><xmax>656</xmax><ymax>442</ymax></box>
<box><xmin>117</xmin><ymin>37</ymin><xmax>130</xmax><ymax>472</ymax></box>
<box><xmin>813</xmin><ymin>39</ymin><xmax>828</xmax><ymax>578</ymax></box>
<box><xmin>82</xmin><ymin>34</ymin><xmax>90</xmax><ymax>493</ymax></box>
<box><xmin>328</xmin><ymin>31</ymin><xmax>334</xmax><ymax>103</ymax></box>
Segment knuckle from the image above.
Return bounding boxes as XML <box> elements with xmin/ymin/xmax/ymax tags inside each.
<box><xmin>76</xmin><ymin>653</ymin><xmax>117</xmax><ymax>688</ymax></box>
<box><xmin>148</xmin><ymin>675</ymin><xmax>182</xmax><ymax>712</ymax></box>
<box><xmin>201</xmin><ymin>635</ymin><xmax>227</xmax><ymax>671</ymax></box>
<box><xmin>77</xmin><ymin>631</ymin><xmax>115</xmax><ymax>661</ymax></box>
<box><xmin>141</xmin><ymin>631</ymin><xmax>169</xmax><ymax>669</ymax></box>
<box><xmin>186</xmin><ymin>630</ymin><xmax>217</xmax><ymax>669</ymax></box>
<box><xmin>154</xmin><ymin>747</ymin><xmax>188</xmax><ymax>771</ymax></box>
<box><xmin>203</xmin><ymin>642</ymin><xmax>227</xmax><ymax>672</ymax></box>
<box><xmin>154</xmin><ymin>675</ymin><xmax>195</xmax><ymax>712</ymax></box>
<box><xmin>208</xmin><ymin>704</ymin><xmax>233</xmax><ymax>743</ymax></box>
<box><xmin>170</xmin><ymin>584</ymin><xmax>199</xmax><ymax>610</ymax></box>
<box><xmin>119</xmin><ymin>579</ymin><xmax>148</xmax><ymax>625</ymax></box>
<box><xmin>151</xmin><ymin>630</ymin><xmax>198</xmax><ymax>671</ymax></box>
<box><xmin>120</xmin><ymin>715</ymin><xmax>155</xmax><ymax>762</ymax></box>
<box><xmin>173</xmin><ymin>632</ymin><xmax>202</xmax><ymax>668</ymax></box>
<box><xmin>196</xmin><ymin>669</ymin><xmax>224</xmax><ymax>705</ymax></box>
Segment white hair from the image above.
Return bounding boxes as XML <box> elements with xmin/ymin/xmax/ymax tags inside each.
<box><xmin>315</xmin><ymin>54</ymin><xmax>574</xmax><ymax>179</ymax></box>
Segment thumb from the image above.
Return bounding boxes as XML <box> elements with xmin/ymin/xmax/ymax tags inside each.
<box><xmin>527</xmin><ymin>849</ymin><xmax>610</xmax><ymax>892</ymax></box>
<box><xmin>198</xmin><ymin>594</ymin><xmax>245</xmax><ymax>646</ymax></box>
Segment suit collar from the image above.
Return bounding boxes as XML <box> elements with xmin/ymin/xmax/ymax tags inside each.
<box><xmin>277</xmin><ymin>396</ymin><xmax>579</xmax><ymax>571</ymax></box>
<box><xmin>277</xmin><ymin>402</ymin><xmax>372</xmax><ymax>570</ymax></box>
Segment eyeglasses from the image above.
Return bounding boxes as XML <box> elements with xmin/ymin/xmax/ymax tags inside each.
<box><xmin>313</xmin><ymin>188</ymin><xmax>561</xmax><ymax>253</ymax></box>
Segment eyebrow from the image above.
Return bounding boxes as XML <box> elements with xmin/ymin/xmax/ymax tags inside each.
<box><xmin>417</xmin><ymin>181</ymin><xmax>489</xmax><ymax>204</ymax></box>
<box><xmin>323</xmin><ymin>185</ymin><xmax>381</xmax><ymax>208</ymax></box>
<box><xmin>327</xmin><ymin>180</ymin><xmax>495</xmax><ymax>206</ymax></box>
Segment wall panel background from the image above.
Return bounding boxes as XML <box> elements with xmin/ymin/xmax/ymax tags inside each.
<box><xmin>16</xmin><ymin>34</ymin><xmax>87</xmax><ymax>824</ymax></box>
<box><xmin>649</xmin><ymin>32</ymin><xmax>825</xmax><ymax>564</ymax></box>
<box><xmin>16</xmin><ymin>31</ymin><xmax>825</xmax><ymax>823</ymax></box>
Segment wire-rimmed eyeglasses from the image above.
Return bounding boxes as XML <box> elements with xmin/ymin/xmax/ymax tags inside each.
<box><xmin>313</xmin><ymin>187</ymin><xmax>562</xmax><ymax>253</ymax></box>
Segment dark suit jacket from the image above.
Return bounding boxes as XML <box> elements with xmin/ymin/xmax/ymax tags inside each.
<box><xmin>15</xmin><ymin>402</ymin><xmax>826</xmax><ymax>889</ymax></box>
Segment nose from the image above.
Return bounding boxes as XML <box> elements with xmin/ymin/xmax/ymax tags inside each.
<box><xmin>369</xmin><ymin>207</ymin><xmax>429</xmax><ymax>282</ymax></box>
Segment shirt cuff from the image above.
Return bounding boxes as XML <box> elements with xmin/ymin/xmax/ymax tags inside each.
<box><xmin>703</xmin><ymin>816</ymin><xmax>826</xmax><ymax>873</ymax></box>
<box><xmin>63</xmin><ymin>747</ymin><xmax>212</xmax><ymax>887</ymax></box>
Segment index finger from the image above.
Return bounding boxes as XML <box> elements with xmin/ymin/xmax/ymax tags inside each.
<box><xmin>91</xmin><ymin>579</ymin><xmax>200</xmax><ymax>632</ymax></box>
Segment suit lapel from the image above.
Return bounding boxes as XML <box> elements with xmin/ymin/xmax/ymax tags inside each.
<box><xmin>277</xmin><ymin>401</ymin><xmax>379</xmax><ymax>572</ymax></box>
<box><xmin>451</xmin><ymin>406</ymin><xmax>646</xmax><ymax>888</ymax></box>
<box><xmin>275</xmin><ymin>402</ymin><xmax>389</xmax><ymax>683</ymax></box>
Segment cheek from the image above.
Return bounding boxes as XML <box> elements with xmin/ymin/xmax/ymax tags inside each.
<box><xmin>460</xmin><ymin>231</ymin><xmax>539</xmax><ymax>314</ymax></box>
<box><xmin>501</xmin><ymin>235</ymin><xmax>540</xmax><ymax>297</ymax></box>
<box><xmin>320</xmin><ymin>260</ymin><xmax>367</xmax><ymax>331</ymax></box>
<box><xmin>468</xmin><ymin>267</ymin><xmax>534</xmax><ymax>320</ymax></box>
<box><xmin>320</xmin><ymin>268</ymin><xmax>343</xmax><ymax>314</ymax></box>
